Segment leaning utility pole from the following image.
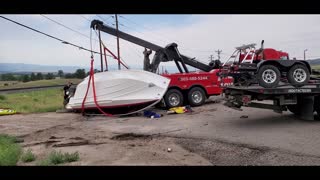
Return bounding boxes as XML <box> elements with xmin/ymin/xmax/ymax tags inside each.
<box><xmin>215</xmin><ymin>49</ymin><xmax>222</xmax><ymax>60</ymax></box>
<box><xmin>115</xmin><ymin>14</ymin><xmax>121</xmax><ymax>70</ymax></box>
<box><xmin>98</xmin><ymin>30</ymin><xmax>103</xmax><ymax>72</ymax></box>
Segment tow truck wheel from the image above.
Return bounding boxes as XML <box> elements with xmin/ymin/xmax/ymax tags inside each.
<box><xmin>164</xmin><ymin>89</ymin><xmax>184</xmax><ymax>108</ymax></box>
<box><xmin>188</xmin><ymin>87</ymin><xmax>206</xmax><ymax>107</ymax></box>
<box><xmin>257</xmin><ymin>65</ymin><xmax>281</xmax><ymax>88</ymax></box>
<box><xmin>287</xmin><ymin>64</ymin><xmax>310</xmax><ymax>87</ymax></box>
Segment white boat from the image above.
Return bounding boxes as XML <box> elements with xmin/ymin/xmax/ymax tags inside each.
<box><xmin>65</xmin><ymin>69</ymin><xmax>171</xmax><ymax>115</ymax></box>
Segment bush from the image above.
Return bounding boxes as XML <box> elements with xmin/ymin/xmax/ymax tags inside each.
<box><xmin>0</xmin><ymin>95</ymin><xmax>6</xmax><ymax>100</ymax></box>
<box><xmin>0</xmin><ymin>134</ymin><xmax>22</xmax><ymax>166</ymax></box>
<box><xmin>63</xmin><ymin>152</ymin><xmax>79</xmax><ymax>162</ymax></box>
<box><xmin>20</xmin><ymin>149</ymin><xmax>36</xmax><ymax>163</ymax></box>
<box><xmin>37</xmin><ymin>150</ymin><xmax>79</xmax><ymax>166</ymax></box>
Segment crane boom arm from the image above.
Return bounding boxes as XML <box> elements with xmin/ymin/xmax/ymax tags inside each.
<box><xmin>91</xmin><ymin>19</ymin><xmax>214</xmax><ymax>72</ymax></box>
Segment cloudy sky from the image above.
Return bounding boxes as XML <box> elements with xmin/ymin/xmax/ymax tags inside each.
<box><xmin>0</xmin><ymin>14</ymin><xmax>320</xmax><ymax>71</ymax></box>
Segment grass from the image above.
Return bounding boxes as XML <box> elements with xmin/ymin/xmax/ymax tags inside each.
<box><xmin>312</xmin><ymin>65</ymin><xmax>320</xmax><ymax>70</ymax></box>
<box><xmin>0</xmin><ymin>78</ymin><xmax>82</xmax><ymax>90</ymax></box>
<box><xmin>0</xmin><ymin>94</ymin><xmax>6</xmax><ymax>100</ymax></box>
<box><xmin>37</xmin><ymin>150</ymin><xmax>79</xmax><ymax>166</ymax></box>
<box><xmin>20</xmin><ymin>149</ymin><xmax>36</xmax><ymax>163</ymax></box>
<box><xmin>0</xmin><ymin>88</ymin><xmax>64</xmax><ymax>113</ymax></box>
<box><xmin>0</xmin><ymin>134</ymin><xmax>22</xmax><ymax>166</ymax></box>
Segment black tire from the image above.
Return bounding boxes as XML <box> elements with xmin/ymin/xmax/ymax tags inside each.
<box><xmin>257</xmin><ymin>65</ymin><xmax>281</xmax><ymax>88</ymax></box>
<box><xmin>187</xmin><ymin>87</ymin><xmax>206</xmax><ymax>107</ymax></box>
<box><xmin>164</xmin><ymin>89</ymin><xmax>184</xmax><ymax>108</ymax></box>
<box><xmin>287</xmin><ymin>64</ymin><xmax>310</xmax><ymax>87</ymax></box>
<box><xmin>314</xmin><ymin>96</ymin><xmax>320</xmax><ymax>117</ymax></box>
<box><xmin>287</xmin><ymin>105</ymin><xmax>300</xmax><ymax>115</ymax></box>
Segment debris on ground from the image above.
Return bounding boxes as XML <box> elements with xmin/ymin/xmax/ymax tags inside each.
<box><xmin>0</xmin><ymin>108</ymin><xmax>16</xmax><ymax>116</ymax></box>
<box><xmin>240</xmin><ymin>115</ymin><xmax>249</xmax><ymax>118</ymax></box>
<box><xmin>167</xmin><ymin>148</ymin><xmax>172</xmax><ymax>152</ymax></box>
<box><xmin>167</xmin><ymin>106</ymin><xmax>193</xmax><ymax>114</ymax></box>
<box><xmin>143</xmin><ymin>110</ymin><xmax>163</xmax><ymax>118</ymax></box>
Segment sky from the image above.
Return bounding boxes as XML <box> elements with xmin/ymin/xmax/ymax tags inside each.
<box><xmin>0</xmin><ymin>14</ymin><xmax>320</xmax><ymax>72</ymax></box>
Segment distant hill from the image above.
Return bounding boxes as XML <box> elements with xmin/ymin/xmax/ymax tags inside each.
<box><xmin>0</xmin><ymin>63</ymin><xmax>89</xmax><ymax>74</ymax></box>
<box><xmin>307</xmin><ymin>58</ymin><xmax>320</xmax><ymax>66</ymax></box>
<box><xmin>0</xmin><ymin>62</ymin><xmax>181</xmax><ymax>74</ymax></box>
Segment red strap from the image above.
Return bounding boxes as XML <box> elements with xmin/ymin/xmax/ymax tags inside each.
<box><xmin>103</xmin><ymin>46</ymin><xmax>129</xmax><ymax>69</ymax></box>
<box><xmin>81</xmin><ymin>58</ymin><xmax>113</xmax><ymax>117</ymax></box>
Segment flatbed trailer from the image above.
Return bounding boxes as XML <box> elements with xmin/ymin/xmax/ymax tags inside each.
<box><xmin>223</xmin><ymin>82</ymin><xmax>320</xmax><ymax>120</ymax></box>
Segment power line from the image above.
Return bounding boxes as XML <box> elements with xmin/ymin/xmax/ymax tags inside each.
<box><xmin>0</xmin><ymin>15</ymin><xmax>111</xmax><ymax>57</ymax></box>
<box><xmin>42</xmin><ymin>14</ymin><xmax>104</xmax><ymax>44</ymax></box>
<box><xmin>79</xmin><ymin>15</ymin><xmax>91</xmax><ymax>22</ymax></box>
<box><xmin>41</xmin><ymin>14</ymin><xmax>91</xmax><ymax>39</ymax></box>
<box><xmin>96</xmin><ymin>15</ymin><xmax>113</xmax><ymax>23</ymax></box>
<box><xmin>119</xmin><ymin>15</ymin><xmax>225</xmax><ymax>54</ymax></box>
<box><xmin>93</xmin><ymin>29</ymin><xmax>129</xmax><ymax>67</ymax></box>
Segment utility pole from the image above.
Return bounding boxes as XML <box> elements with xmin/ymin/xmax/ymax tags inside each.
<box><xmin>98</xmin><ymin>30</ymin><xmax>103</xmax><ymax>72</ymax></box>
<box><xmin>304</xmin><ymin>49</ymin><xmax>308</xmax><ymax>60</ymax></box>
<box><xmin>215</xmin><ymin>49</ymin><xmax>222</xmax><ymax>60</ymax></box>
<box><xmin>209</xmin><ymin>55</ymin><xmax>214</xmax><ymax>62</ymax></box>
<box><xmin>115</xmin><ymin>14</ymin><xmax>121</xmax><ymax>70</ymax></box>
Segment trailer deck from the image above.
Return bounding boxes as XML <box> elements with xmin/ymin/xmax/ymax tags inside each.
<box><xmin>223</xmin><ymin>83</ymin><xmax>320</xmax><ymax>121</ymax></box>
<box><xmin>224</xmin><ymin>84</ymin><xmax>320</xmax><ymax>95</ymax></box>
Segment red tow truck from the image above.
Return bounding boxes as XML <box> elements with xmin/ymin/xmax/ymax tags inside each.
<box><xmin>91</xmin><ymin>19</ymin><xmax>233</xmax><ymax>108</ymax></box>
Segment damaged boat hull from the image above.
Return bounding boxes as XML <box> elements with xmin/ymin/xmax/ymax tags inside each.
<box><xmin>65</xmin><ymin>69</ymin><xmax>171</xmax><ymax>115</ymax></box>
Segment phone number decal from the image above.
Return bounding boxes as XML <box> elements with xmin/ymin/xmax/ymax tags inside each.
<box><xmin>179</xmin><ymin>76</ymin><xmax>209</xmax><ymax>81</ymax></box>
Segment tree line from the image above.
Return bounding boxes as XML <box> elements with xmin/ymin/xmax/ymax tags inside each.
<box><xmin>0</xmin><ymin>69</ymin><xmax>88</xmax><ymax>82</ymax></box>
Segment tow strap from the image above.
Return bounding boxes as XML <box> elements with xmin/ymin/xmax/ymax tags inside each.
<box><xmin>81</xmin><ymin>57</ymin><xmax>113</xmax><ymax>117</ymax></box>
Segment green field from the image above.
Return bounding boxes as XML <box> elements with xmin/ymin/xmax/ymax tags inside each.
<box><xmin>312</xmin><ymin>65</ymin><xmax>320</xmax><ymax>70</ymax></box>
<box><xmin>0</xmin><ymin>88</ymin><xmax>64</xmax><ymax>113</ymax></box>
<box><xmin>0</xmin><ymin>78</ymin><xmax>82</xmax><ymax>90</ymax></box>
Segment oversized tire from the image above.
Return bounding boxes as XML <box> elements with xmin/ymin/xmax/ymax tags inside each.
<box><xmin>257</xmin><ymin>65</ymin><xmax>281</xmax><ymax>88</ymax></box>
<box><xmin>164</xmin><ymin>89</ymin><xmax>184</xmax><ymax>108</ymax></box>
<box><xmin>187</xmin><ymin>87</ymin><xmax>206</xmax><ymax>107</ymax></box>
<box><xmin>287</xmin><ymin>64</ymin><xmax>310</xmax><ymax>87</ymax></box>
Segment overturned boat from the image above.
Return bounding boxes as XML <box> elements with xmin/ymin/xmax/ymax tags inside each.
<box><xmin>65</xmin><ymin>69</ymin><xmax>171</xmax><ymax>115</ymax></box>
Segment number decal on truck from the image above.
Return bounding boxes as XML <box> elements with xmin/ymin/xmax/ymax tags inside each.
<box><xmin>288</xmin><ymin>89</ymin><xmax>311</xmax><ymax>93</ymax></box>
<box><xmin>179</xmin><ymin>76</ymin><xmax>209</xmax><ymax>81</ymax></box>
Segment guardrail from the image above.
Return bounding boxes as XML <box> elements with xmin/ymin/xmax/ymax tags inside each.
<box><xmin>0</xmin><ymin>85</ymin><xmax>66</xmax><ymax>94</ymax></box>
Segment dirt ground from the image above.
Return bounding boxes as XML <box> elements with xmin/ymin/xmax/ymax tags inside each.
<box><xmin>2</xmin><ymin>97</ymin><xmax>320</xmax><ymax>165</ymax></box>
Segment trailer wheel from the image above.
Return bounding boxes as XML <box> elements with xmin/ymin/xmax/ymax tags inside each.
<box><xmin>188</xmin><ymin>87</ymin><xmax>206</xmax><ymax>107</ymax></box>
<box><xmin>314</xmin><ymin>96</ymin><xmax>320</xmax><ymax>118</ymax></box>
<box><xmin>287</xmin><ymin>64</ymin><xmax>310</xmax><ymax>87</ymax></box>
<box><xmin>287</xmin><ymin>105</ymin><xmax>300</xmax><ymax>115</ymax></box>
<box><xmin>164</xmin><ymin>89</ymin><xmax>183</xmax><ymax>108</ymax></box>
<box><xmin>257</xmin><ymin>65</ymin><xmax>281</xmax><ymax>88</ymax></box>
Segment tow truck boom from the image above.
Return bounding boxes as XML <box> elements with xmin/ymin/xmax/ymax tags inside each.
<box><xmin>91</xmin><ymin>19</ymin><xmax>216</xmax><ymax>73</ymax></box>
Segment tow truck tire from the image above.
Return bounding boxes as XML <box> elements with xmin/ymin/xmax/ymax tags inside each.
<box><xmin>164</xmin><ymin>89</ymin><xmax>184</xmax><ymax>108</ymax></box>
<box><xmin>188</xmin><ymin>87</ymin><xmax>206</xmax><ymax>107</ymax></box>
<box><xmin>287</xmin><ymin>64</ymin><xmax>310</xmax><ymax>87</ymax></box>
<box><xmin>257</xmin><ymin>65</ymin><xmax>281</xmax><ymax>88</ymax></box>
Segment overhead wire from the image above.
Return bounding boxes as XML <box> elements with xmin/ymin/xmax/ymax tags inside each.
<box><xmin>96</xmin><ymin>15</ymin><xmax>113</xmax><ymax>24</ymax></box>
<box><xmin>0</xmin><ymin>15</ymin><xmax>112</xmax><ymax>57</ymax></box>
<box><xmin>93</xmin><ymin>29</ymin><xmax>130</xmax><ymax>68</ymax></box>
<box><xmin>119</xmin><ymin>15</ymin><xmax>217</xmax><ymax>53</ymax></box>
<box><xmin>41</xmin><ymin>14</ymin><xmax>91</xmax><ymax>39</ymax></box>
